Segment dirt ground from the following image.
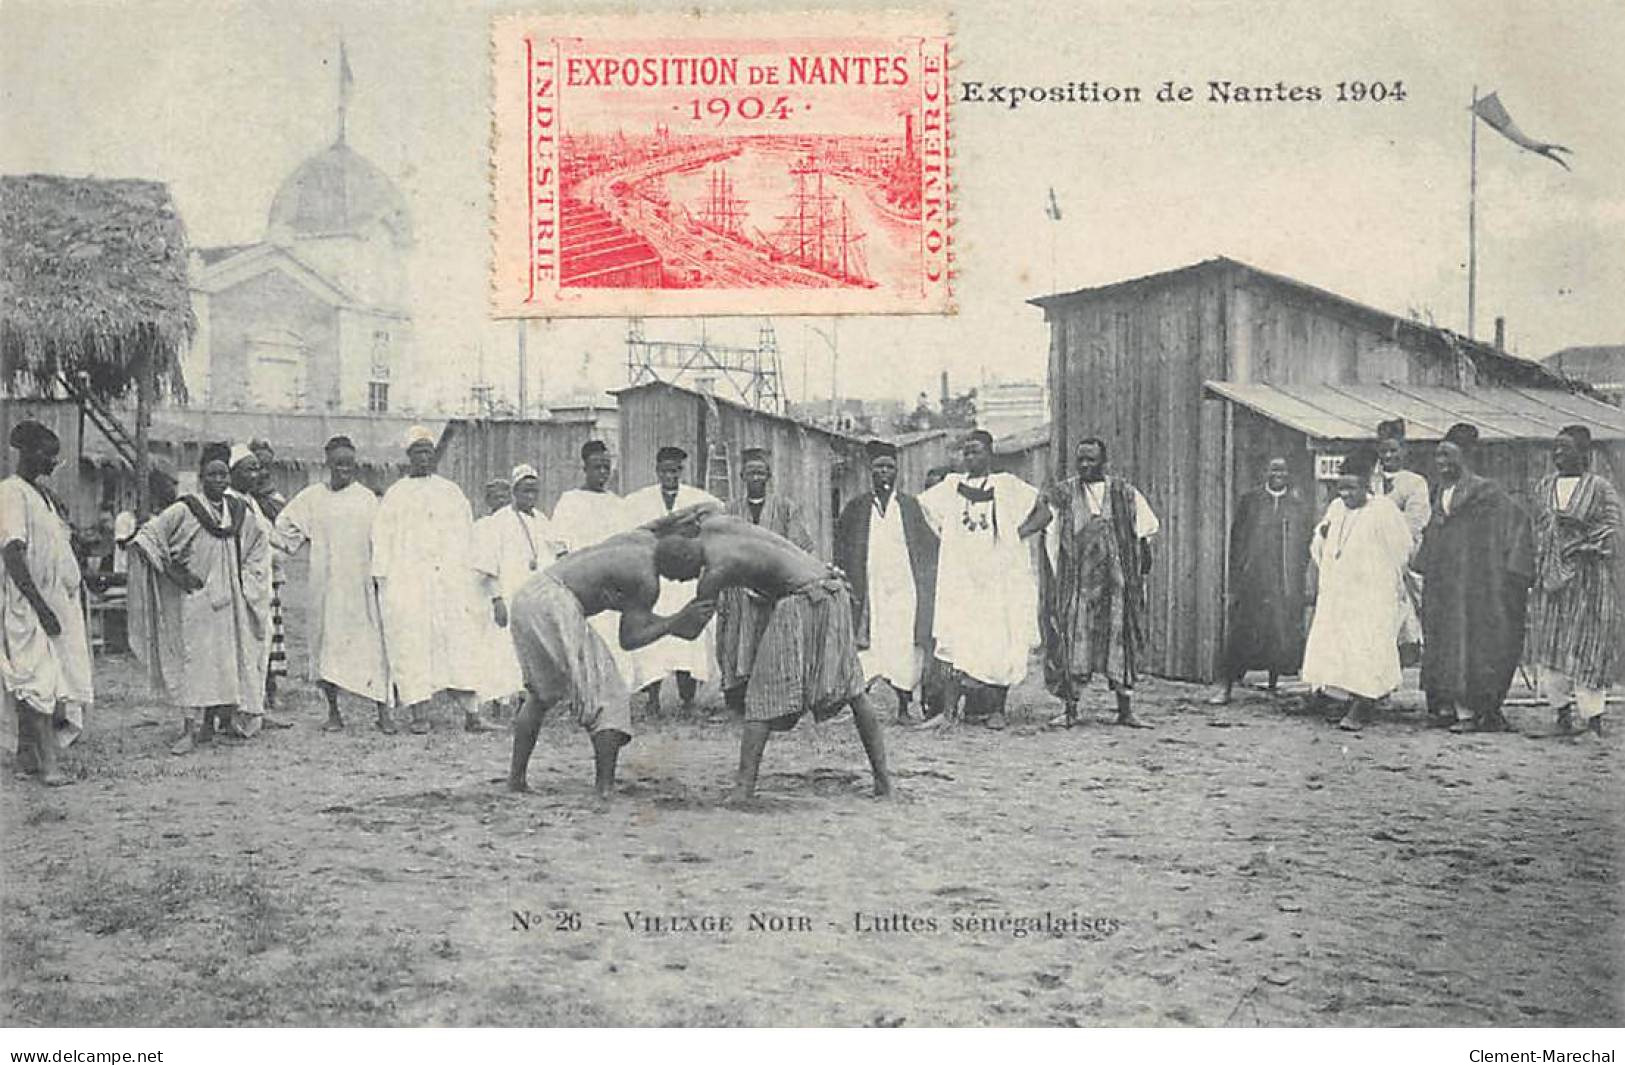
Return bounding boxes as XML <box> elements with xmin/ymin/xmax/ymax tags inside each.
<box><xmin>3</xmin><ymin>565</ymin><xmax>1621</xmax><ymax>1027</ymax></box>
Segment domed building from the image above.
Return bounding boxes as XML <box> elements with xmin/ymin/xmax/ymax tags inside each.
<box><xmin>183</xmin><ymin>115</ymin><xmax>413</xmax><ymax>414</ymax></box>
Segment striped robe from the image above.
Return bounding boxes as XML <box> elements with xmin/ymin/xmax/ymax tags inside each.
<box><xmin>1526</xmin><ymin>471</ymin><xmax>1620</xmax><ymax>691</ymax></box>
<box><xmin>715</xmin><ymin>493</ymin><xmax>814</xmax><ymax>694</ymax></box>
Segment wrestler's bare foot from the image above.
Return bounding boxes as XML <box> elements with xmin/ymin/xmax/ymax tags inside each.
<box><xmin>1206</xmin><ymin>691</ymin><xmax>1232</xmax><ymax>706</ymax></box>
<box><xmin>723</xmin><ymin>786</ymin><xmax>761</xmax><ymax>809</ymax></box>
<box><xmin>40</xmin><ymin>768</ymin><xmax>72</xmax><ymax>787</ymax></box>
<box><xmin>506</xmin><ymin>776</ymin><xmax>531</xmax><ymax>794</ymax></box>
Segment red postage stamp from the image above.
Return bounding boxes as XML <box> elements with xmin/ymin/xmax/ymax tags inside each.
<box><xmin>490</xmin><ymin>12</ymin><xmax>952</xmax><ymax>318</ymax></box>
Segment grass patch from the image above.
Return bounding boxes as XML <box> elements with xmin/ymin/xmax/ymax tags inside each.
<box><xmin>53</xmin><ymin>860</ymin><xmax>308</xmax><ymax>954</ymax></box>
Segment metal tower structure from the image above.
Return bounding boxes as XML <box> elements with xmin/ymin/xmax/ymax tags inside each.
<box><xmin>625</xmin><ymin>318</ymin><xmax>786</xmax><ymax>414</ymax></box>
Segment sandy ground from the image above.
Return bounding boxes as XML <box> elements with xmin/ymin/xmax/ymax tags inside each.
<box><xmin>3</xmin><ymin>565</ymin><xmax>1621</xmax><ymax>1027</ymax></box>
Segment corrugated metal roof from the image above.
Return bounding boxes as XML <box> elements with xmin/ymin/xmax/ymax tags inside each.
<box><xmin>1203</xmin><ymin>381</ymin><xmax>1625</xmax><ymax>442</ymax></box>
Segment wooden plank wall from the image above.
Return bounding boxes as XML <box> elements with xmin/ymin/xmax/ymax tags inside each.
<box><xmin>437</xmin><ymin>418</ymin><xmax>605</xmax><ymax>518</ymax></box>
<box><xmin>617</xmin><ymin>385</ymin><xmax>869</xmax><ymax>559</ymax></box>
<box><xmin>1045</xmin><ymin>271</ymin><xmax>1230</xmax><ymax>681</ymax></box>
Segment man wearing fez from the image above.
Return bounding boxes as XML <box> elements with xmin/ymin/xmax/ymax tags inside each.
<box><xmin>835</xmin><ymin>439</ymin><xmax>939</xmax><ymax>722</ymax></box>
<box><xmin>1526</xmin><ymin>425</ymin><xmax>1620</xmax><ymax>738</ymax></box>
<box><xmin>622</xmin><ymin>444</ymin><xmax>719</xmax><ymax>714</ymax></box>
<box><xmin>1415</xmin><ymin>423</ymin><xmax>1534</xmax><ymax>734</ymax></box>
<box><xmin>1374</xmin><ymin>418</ymin><xmax>1431</xmax><ymax>662</ymax></box>
<box><xmin>1211</xmin><ymin>456</ymin><xmax>1313</xmax><ymax>705</ymax></box>
<box><xmin>475</xmin><ymin>464</ymin><xmax>561</xmax><ymax>717</ymax></box>
<box><xmin>129</xmin><ymin>441</ymin><xmax>272</xmax><ymax>753</ymax></box>
<box><xmin>1040</xmin><ymin>436</ymin><xmax>1159</xmax><ymax>728</ymax></box>
<box><xmin>276</xmin><ymin>435</ymin><xmax>395</xmax><ymax>733</ymax></box>
<box><xmin>246</xmin><ymin>439</ymin><xmax>292</xmax><ymax>705</ymax></box>
<box><xmin>1299</xmin><ymin>445</ymin><xmax>1413</xmax><ymax>731</ymax></box>
<box><xmin>716</xmin><ymin>446</ymin><xmax>815</xmax><ymax>716</ymax></box>
<box><xmin>919</xmin><ymin>429</ymin><xmax>1047</xmax><ymax>728</ymax></box>
<box><xmin>227</xmin><ymin>444</ymin><xmax>291</xmax><ymax>730</ymax></box>
<box><xmin>371</xmin><ymin>425</ymin><xmax>489</xmax><ymax>734</ymax></box>
<box><xmin>1</xmin><ymin>421</ymin><xmax>92</xmax><ymax>785</ymax></box>
<box><xmin>551</xmin><ymin>439</ymin><xmax>633</xmax><ymax>682</ymax></box>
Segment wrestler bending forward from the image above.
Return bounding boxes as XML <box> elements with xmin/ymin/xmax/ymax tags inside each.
<box><xmin>506</xmin><ymin>523</ymin><xmax>715</xmax><ymax>798</ymax></box>
<box><xmin>652</xmin><ymin>506</ymin><xmax>894</xmax><ymax>800</ymax></box>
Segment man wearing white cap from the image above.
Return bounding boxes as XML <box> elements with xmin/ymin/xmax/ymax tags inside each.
<box><xmin>621</xmin><ymin>444</ymin><xmax>719</xmax><ymax>714</ymax></box>
<box><xmin>371</xmin><ymin>426</ymin><xmax>489</xmax><ymax>733</ymax></box>
<box><xmin>474</xmin><ymin>463</ymin><xmax>561</xmax><ymax>713</ymax></box>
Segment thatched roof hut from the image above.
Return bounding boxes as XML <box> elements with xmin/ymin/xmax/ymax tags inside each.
<box><xmin>1</xmin><ymin>174</ymin><xmax>194</xmax><ymax>401</ymax></box>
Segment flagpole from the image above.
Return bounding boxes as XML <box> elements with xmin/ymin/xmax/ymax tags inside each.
<box><xmin>1468</xmin><ymin>84</ymin><xmax>1478</xmax><ymax>340</ymax></box>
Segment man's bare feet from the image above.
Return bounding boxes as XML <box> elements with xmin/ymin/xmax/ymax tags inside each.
<box><xmin>321</xmin><ymin>714</ymin><xmax>345</xmax><ymax>733</ymax></box>
<box><xmin>263</xmin><ymin>714</ymin><xmax>295</xmax><ymax>730</ymax></box>
<box><xmin>1206</xmin><ymin>691</ymin><xmax>1232</xmax><ymax>706</ymax></box>
<box><xmin>170</xmin><ymin>733</ymin><xmax>195</xmax><ymax>756</ymax></box>
<box><xmin>1115</xmin><ymin>713</ymin><xmax>1152</xmax><ymax>729</ymax></box>
<box><xmin>507</xmin><ymin>777</ymin><xmax>531</xmax><ymax>794</ymax></box>
<box><xmin>375</xmin><ymin>713</ymin><xmax>399</xmax><ymax>735</ymax></box>
<box><xmin>409</xmin><ymin>718</ymin><xmax>431</xmax><ymax>735</ymax></box>
<box><xmin>40</xmin><ymin>768</ymin><xmax>72</xmax><ymax>787</ymax></box>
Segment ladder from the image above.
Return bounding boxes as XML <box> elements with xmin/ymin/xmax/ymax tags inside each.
<box><xmin>58</xmin><ymin>371</ymin><xmax>138</xmax><ymax>467</ymax></box>
<box><xmin>698</xmin><ymin>385</ymin><xmax>732</xmax><ymax>501</ymax></box>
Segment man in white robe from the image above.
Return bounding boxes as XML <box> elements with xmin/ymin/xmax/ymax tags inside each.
<box><xmin>1301</xmin><ymin>445</ymin><xmax>1414</xmax><ymax>731</ymax></box>
<box><xmin>371</xmin><ymin>426</ymin><xmax>488</xmax><ymax>734</ymax></box>
<box><xmin>550</xmin><ymin>439</ymin><xmax>633</xmax><ymax>682</ymax></box>
<box><xmin>276</xmin><ymin>435</ymin><xmax>394</xmax><ymax>733</ymax></box>
<box><xmin>1</xmin><ymin>422</ymin><xmax>91</xmax><ymax>785</ymax></box>
<box><xmin>834</xmin><ymin>439</ymin><xmax>938</xmax><ymax>723</ymax></box>
<box><xmin>621</xmin><ymin>444</ymin><xmax>719</xmax><ymax>713</ymax></box>
<box><xmin>475</xmin><ymin>464</ymin><xmax>562</xmax><ymax>710</ymax></box>
<box><xmin>1373</xmin><ymin>418</ymin><xmax>1431</xmax><ymax>659</ymax></box>
<box><xmin>918</xmin><ymin>430</ymin><xmax>1048</xmax><ymax>728</ymax></box>
<box><xmin>129</xmin><ymin>442</ymin><xmax>271</xmax><ymax>754</ymax></box>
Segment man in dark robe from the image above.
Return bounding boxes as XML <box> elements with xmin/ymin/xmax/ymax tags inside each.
<box><xmin>715</xmin><ymin>447</ymin><xmax>815</xmax><ymax>715</ymax></box>
<box><xmin>1415</xmin><ymin>423</ymin><xmax>1535</xmax><ymax>734</ymax></box>
<box><xmin>834</xmin><ymin>439</ymin><xmax>939</xmax><ymax>723</ymax></box>
<box><xmin>1212</xmin><ymin>456</ymin><xmax>1313</xmax><ymax>704</ymax></box>
<box><xmin>1041</xmin><ymin>437</ymin><xmax>1158</xmax><ymax>728</ymax></box>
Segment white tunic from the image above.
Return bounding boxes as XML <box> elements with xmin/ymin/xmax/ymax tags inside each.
<box><xmin>371</xmin><ymin>474</ymin><xmax>483</xmax><ymax>706</ymax></box>
<box><xmin>621</xmin><ymin>482</ymin><xmax>719</xmax><ymax>688</ymax></box>
<box><xmin>0</xmin><ymin>477</ymin><xmax>91</xmax><ymax>752</ymax></box>
<box><xmin>920</xmin><ymin>472</ymin><xmax>1041</xmax><ymax>687</ymax></box>
<box><xmin>860</xmin><ymin>495</ymin><xmax>923</xmax><ymax>690</ymax></box>
<box><xmin>1301</xmin><ymin>495</ymin><xmax>1413</xmax><ymax>700</ymax></box>
<box><xmin>548</xmin><ymin>488</ymin><xmax>634</xmax><ymax>681</ymax></box>
<box><xmin>275</xmin><ymin>481</ymin><xmax>389</xmax><ymax>701</ymax></box>
<box><xmin>473</xmin><ymin>506</ymin><xmax>558</xmax><ymax>701</ymax></box>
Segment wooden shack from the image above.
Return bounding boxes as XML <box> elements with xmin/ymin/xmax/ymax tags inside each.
<box><xmin>1032</xmin><ymin>257</ymin><xmax>1625</xmax><ymax>683</ymax></box>
<box><xmin>437</xmin><ymin>414</ymin><xmax>615</xmax><ymax>517</ymax></box>
<box><xmin>613</xmin><ymin>380</ymin><xmax>873</xmax><ymax>557</ymax></box>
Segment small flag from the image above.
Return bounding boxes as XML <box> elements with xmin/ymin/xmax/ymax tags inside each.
<box><xmin>1471</xmin><ymin>91</ymin><xmax>1572</xmax><ymax>170</ymax></box>
<box><xmin>1045</xmin><ymin>186</ymin><xmax>1062</xmax><ymax>221</ymax></box>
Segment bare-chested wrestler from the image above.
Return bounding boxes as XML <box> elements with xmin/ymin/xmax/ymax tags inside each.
<box><xmin>653</xmin><ymin>508</ymin><xmax>894</xmax><ymax>800</ymax></box>
<box><xmin>506</xmin><ymin>522</ymin><xmax>715</xmax><ymax>799</ymax></box>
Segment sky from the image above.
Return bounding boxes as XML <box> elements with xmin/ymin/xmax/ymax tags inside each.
<box><xmin>4</xmin><ymin>0</ymin><xmax>1622</xmax><ymax>413</ymax></box>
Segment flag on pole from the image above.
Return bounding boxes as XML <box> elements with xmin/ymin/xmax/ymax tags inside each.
<box><xmin>339</xmin><ymin>39</ymin><xmax>355</xmax><ymax>105</ymax></box>
<box><xmin>1471</xmin><ymin>91</ymin><xmax>1572</xmax><ymax>170</ymax></box>
<box><xmin>1045</xmin><ymin>186</ymin><xmax>1062</xmax><ymax>221</ymax></box>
